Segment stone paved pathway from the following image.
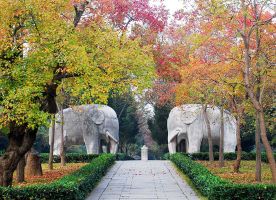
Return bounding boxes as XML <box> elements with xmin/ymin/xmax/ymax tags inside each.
<box><xmin>86</xmin><ymin>160</ymin><xmax>199</xmax><ymax>200</ymax></box>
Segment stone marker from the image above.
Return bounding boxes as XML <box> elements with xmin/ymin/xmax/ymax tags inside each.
<box><xmin>141</xmin><ymin>145</ymin><xmax>148</xmax><ymax>161</ymax></box>
<box><xmin>102</xmin><ymin>145</ymin><xmax>107</xmax><ymax>153</ymax></box>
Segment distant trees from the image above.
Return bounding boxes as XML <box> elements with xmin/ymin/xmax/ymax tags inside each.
<box><xmin>148</xmin><ymin>103</ymin><xmax>172</xmax><ymax>146</ymax></box>
<box><xmin>108</xmin><ymin>93</ymin><xmax>139</xmax><ymax>154</ymax></box>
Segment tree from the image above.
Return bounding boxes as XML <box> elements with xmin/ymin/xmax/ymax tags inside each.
<box><xmin>219</xmin><ymin>104</ymin><xmax>225</xmax><ymax>167</ymax></box>
<box><xmin>162</xmin><ymin>0</ymin><xmax>275</xmax><ymax>182</ymax></box>
<box><xmin>48</xmin><ymin>115</ymin><xmax>56</xmax><ymax>170</ymax></box>
<box><xmin>202</xmin><ymin>104</ymin><xmax>214</xmax><ymax>161</ymax></box>
<box><xmin>0</xmin><ymin>0</ymin><xmax>155</xmax><ymax>186</ymax></box>
<box><xmin>239</xmin><ymin>0</ymin><xmax>276</xmax><ymax>182</ymax></box>
<box><xmin>148</xmin><ymin>103</ymin><xmax>172</xmax><ymax>146</ymax></box>
<box><xmin>108</xmin><ymin>93</ymin><xmax>139</xmax><ymax>154</ymax></box>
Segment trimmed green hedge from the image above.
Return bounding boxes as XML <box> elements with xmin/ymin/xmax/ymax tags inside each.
<box><xmin>163</xmin><ymin>152</ymin><xmax>276</xmax><ymax>163</ymax></box>
<box><xmin>183</xmin><ymin>152</ymin><xmax>276</xmax><ymax>163</ymax></box>
<box><xmin>39</xmin><ymin>153</ymin><xmax>133</xmax><ymax>163</ymax></box>
<box><xmin>170</xmin><ymin>153</ymin><xmax>276</xmax><ymax>200</ymax></box>
<box><xmin>115</xmin><ymin>153</ymin><xmax>134</xmax><ymax>160</ymax></box>
<box><xmin>0</xmin><ymin>154</ymin><xmax>115</xmax><ymax>200</ymax></box>
<box><xmin>40</xmin><ymin>153</ymin><xmax>99</xmax><ymax>163</ymax></box>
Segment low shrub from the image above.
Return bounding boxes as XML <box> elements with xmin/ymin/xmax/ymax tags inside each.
<box><xmin>40</xmin><ymin>153</ymin><xmax>133</xmax><ymax>163</ymax></box>
<box><xmin>115</xmin><ymin>153</ymin><xmax>134</xmax><ymax>160</ymax></box>
<box><xmin>0</xmin><ymin>154</ymin><xmax>116</xmax><ymax>200</ymax></box>
<box><xmin>170</xmin><ymin>153</ymin><xmax>276</xmax><ymax>200</ymax></box>
<box><xmin>182</xmin><ymin>152</ymin><xmax>276</xmax><ymax>163</ymax></box>
<box><xmin>162</xmin><ymin>152</ymin><xmax>170</xmax><ymax>160</ymax></box>
<box><xmin>40</xmin><ymin>153</ymin><xmax>99</xmax><ymax>163</ymax></box>
<box><xmin>210</xmin><ymin>183</ymin><xmax>276</xmax><ymax>200</ymax></box>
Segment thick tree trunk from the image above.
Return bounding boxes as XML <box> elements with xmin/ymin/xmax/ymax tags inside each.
<box><xmin>219</xmin><ymin>106</ymin><xmax>224</xmax><ymax>168</ymax></box>
<box><xmin>25</xmin><ymin>149</ymin><xmax>42</xmax><ymax>176</ymax></box>
<box><xmin>48</xmin><ymin>115</ymin><xmax>55</xmax><ymax>170</ymax></box>
<box><xmin>233</xmin><ymin>116</ymin><xmax>242</xmax><ymax>173</ymax></box>
<box><xmin>60</xmin><ymin>108</ymin><xmax>66</xmax><ymax>166</ymax></box>
<box><xmin>16</xmin><ymin>156</ymin><xmax>26</xmax><ymax>183</ymax></box>
<box><xmin>0</xmin><ymin>124</ymin><xmax>37</xmax><ymax>186</ymax></box>
<box><xmin>202</xmin><ymin>104</ymin><xmax>214</xmax><ymax>162</ymax></box>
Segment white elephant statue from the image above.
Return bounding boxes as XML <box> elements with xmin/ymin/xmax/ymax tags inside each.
<box><xmin>49</xmin><ymin>104</ymin><xmax>119</xmax><ymax>155</ymax></box>
<box><xmin>167</xmin><ymin>104</ymin><xmax>237</xmax><ymax>154</ymax></box>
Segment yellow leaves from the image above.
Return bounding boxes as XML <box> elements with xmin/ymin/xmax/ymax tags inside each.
<box><xmin>0</xmin><ymin>1</ymin><xmax>155</xmax><ymax>129</ymax></box>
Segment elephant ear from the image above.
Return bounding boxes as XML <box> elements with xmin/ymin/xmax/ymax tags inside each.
<box><xmin>180</xmin><ymin>105</ymin><xmax>201</xmax><ymax>125</ymax></box>
<box><xmin>91</xmin><ymin>109</ymin><xmax>105</xmax><ymax>125</ymax></box>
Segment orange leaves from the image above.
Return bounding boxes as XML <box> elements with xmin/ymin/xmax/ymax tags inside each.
<box><xmin>14</xmin><ymin>163</ymin><xmax>87</xmax><ymax>186</ymax></box>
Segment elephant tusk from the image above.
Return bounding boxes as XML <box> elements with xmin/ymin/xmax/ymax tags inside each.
<box><xmin>106</xmin><ymin>131</ymin><xmax>118</xmax><ymax>143</ymax></box>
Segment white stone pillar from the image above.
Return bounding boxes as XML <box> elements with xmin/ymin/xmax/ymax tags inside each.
<box><xmin>102</xmin><ymin>145</ymin><xmax>107</xmax><ymax>153</ymax></box>
<box><xmin>141</xmin><ymin>145</ymin><xmax>148</xmax><ymax>161</ymax></box>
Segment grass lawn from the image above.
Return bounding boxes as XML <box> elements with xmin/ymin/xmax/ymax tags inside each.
<box><xmin>13</xmin><ymin>163</ymin><xmax>87</xmax><ymax>186</ymax></box>
<box><xmin>197</xmin><ymin>160</ymin><xmax>272</xmax><ymax>184</ymax></box>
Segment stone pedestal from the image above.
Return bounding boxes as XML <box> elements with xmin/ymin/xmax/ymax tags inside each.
<box><xmin>141</xmin><ymin>145</ymin><xmax>148</xmax><ymax>161</ymax></box>
<box><xmin>102</xmin><ymin>145</ymin><xmax>107</xmax><ymax>153</ymax></box>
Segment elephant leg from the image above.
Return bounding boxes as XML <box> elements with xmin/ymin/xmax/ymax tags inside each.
<box><xmin>224</xmin><ymin>135</ymin><xmax>236</xmax><ymax>152</ymax></box>
<box><xmin>224</xmin><ymin>143</ymin><xmax>236</xmax><ymax>152</ymax></box>
<box><xmin>223</xmin><ymin>121</ymin><xmax>237</xmax><ymax>153</ymax></box>
<box><xmin>109</xmin><ymin>139</ymin><xmax>118</xmax><ymax>154</ymax></box>
<box><xmin>168</xmin><ymin>136</ymin><xmax>177</xmax><ymax>154</ymax></box>
<box><xmin>187</xmin><ymin>129</ymin><xmax>203</xmax><ymax>153</ymax></box>
<box><xmin>52</xmin><ymin>127</ymin><xmax>61</xmax><ymax>156</ymax></box>
<box><xmin>53</xmin><ymin>142</ymin><xmax>61</xmax><ymax>155</ymax></box>
<box><xmin>83</xmin><ymin>124</ymin><xmax>100</xmax><ymax>154</ymax></box>
<box><xmin>187</xmin><ymin>138</ymin><xmax>201</xmax><ymax>153</ymax></box>
<box><xmin>84</xmin><ymin>138</ymin><xmax>99</xmax><ymax>154</ymax></box>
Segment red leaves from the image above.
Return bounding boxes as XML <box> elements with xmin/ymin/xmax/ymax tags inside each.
<box><xmin>82</xmin><ymin>0</ymin><xmax>168</xmax><ymax>32</ymax></box>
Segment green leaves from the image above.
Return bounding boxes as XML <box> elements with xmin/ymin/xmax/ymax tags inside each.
<box><xmin>0</xmin><ymin>0</ymin><xmax>155</xmax><ymax>129</ymax></box>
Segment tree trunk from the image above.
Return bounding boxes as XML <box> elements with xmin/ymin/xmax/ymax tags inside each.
<box><xmin>135</xmin><ymin>105</ymin><xmax>156</xmax><ymax>148</ymax></box>
<box><xmin>255</xmin><ymin>112</ymin><xmax>262</xmax><ymax>182</ymax></box>
<box><xmin>233</xmin><ymin>116</ymin><xmax>242</xmax><ymax>173</ymax></box>
<box><xmin>16</xmin><ymin>156</ymin><xmax>26</xmax><ymax>183</ymax></box>
<box><xmin>25</xmin><ymin>149</ymin><xmax>42</xmax><ymax>176</ymax></box>
<box><xmin>259</xmin><ymin>110</ymin><xmax>276</xmax><ymax>183</ymax></box>
<box><xmin>219</xmin><ymin>106</ymin><xmax>224</xmax><ymax>167</ymax></box>
<box><xmin>0</xmin><ymin>124</ymin><xmax>37</xmax><ymax>186</ymax></box>
<box><xmin>60</xmin><ymin>107</ymin><xmax>66</xmax><ymax>166</ymax></box>
<box><xmin>202</xmin><ymin>104</ymin><xmax>214</xmax><ymax>162</ymax></box>
<box><xmin>48</xmin><ymin>115</ymin><xmax>55</xmax><ymax>170</ymax></box>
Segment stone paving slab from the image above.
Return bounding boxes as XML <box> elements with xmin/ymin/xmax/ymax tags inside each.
<box><xmin>86</xmin><ymin>160</ymin><xmax>199</xmax><ymax>200</ymax></box>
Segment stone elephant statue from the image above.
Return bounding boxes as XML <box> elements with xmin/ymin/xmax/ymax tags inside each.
<box><xmin>167</xmin><ymin>104</ymin><xmax>236</xmax><ymax>154</ymax></box>
<box><xmin>49</xmin><ymin>104</ymin><xmax>119</xmax><ymax>155</ymax></box>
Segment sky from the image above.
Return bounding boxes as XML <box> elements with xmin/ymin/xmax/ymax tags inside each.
<box><xmin>163</xmin><ymin>0</ymin><xmax>184</xmax><ymax>15</ymax></box>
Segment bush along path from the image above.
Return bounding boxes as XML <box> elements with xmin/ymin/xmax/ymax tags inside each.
<box><xmin>0</xmin><ymin>154</ymin><xmax>115</xmax><ymax>200</ymax></box>
<box><xmin>170</xmin><ymin>153</ymin><xmax>276</xmax><ymax>200</ymax></box>
<box><xmin>38</xmin><ymin>153</ymin><xmax>133</xmax><ymax>163</ymax></box>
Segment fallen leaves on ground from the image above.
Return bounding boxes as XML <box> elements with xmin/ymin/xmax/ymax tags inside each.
<box><xmin>13</xmin><ymin>163</ymin><xmax>87</xmax><ymax>186</ymax></box>
<box><xmin>197</xmin><ymin>160</ymin><xmax>272</xmax><ymax>184</ymax></box>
